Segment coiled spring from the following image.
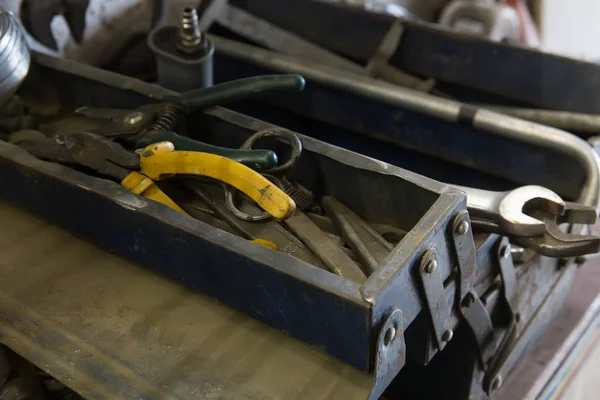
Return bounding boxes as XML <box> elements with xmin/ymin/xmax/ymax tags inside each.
<box><xmin>150</xmin><ymin>104</ymin><xmax>181</xmax><ymax>132</ymax></box>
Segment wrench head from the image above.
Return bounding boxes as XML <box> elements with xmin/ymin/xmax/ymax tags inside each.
<box><xmin>499</xmin><ymin>185</ymin><xmax>566</xmax><ymax>236</ymax></box>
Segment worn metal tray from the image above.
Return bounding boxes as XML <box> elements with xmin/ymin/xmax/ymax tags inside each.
<box><xmin>1</xmin><ymin>53</ymin><xmax>477</xmax><ymax>397</ymax></box>
<box><xmin>0</xmin><ymin>53</ymin><xmax>593</xmax><ymax>399</ymax></box>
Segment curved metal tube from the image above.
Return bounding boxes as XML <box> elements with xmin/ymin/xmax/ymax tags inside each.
<box><xmin>478</xmin><ymin>106</ymin><xmax>600</xmax><ymax>134</ymax></box>
<box><xmin>210</xmin><ymin>35</ymin><xmax>600</xmax><ymax>212</ymax></box>
<box><xmin>473</xmin><ymin>110</ymin><xmax>600</xmax><ymax>209</ymax></box>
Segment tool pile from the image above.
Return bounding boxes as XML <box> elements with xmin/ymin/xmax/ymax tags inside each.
<box><xmin>3</xmin><ymin>70</ymin><xmax>600</xmax><ymax>286</ymax></box>
<box><xmin>1</xmin><ymin>73</ymin><xmax>419</xmax><ymax>282</ymax></box>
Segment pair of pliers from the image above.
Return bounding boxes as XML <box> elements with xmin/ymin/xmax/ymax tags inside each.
<box><xmin>75</xmin><ymin>75</ymin><xmax>306</xmax><ymax>170</ymax></box>
<box><xmin>23</xmin><ymin>132</ymin><xmax>296</xmax><ymax>220</ymax></box>
<box><xmin>513</xmin><ymin>202</ymin><xmax>600</xmax><ymax>258</ymax></box>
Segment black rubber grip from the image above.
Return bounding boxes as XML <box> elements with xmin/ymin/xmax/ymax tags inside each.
<box><xmin>458</xmin><ymin>105</ymin><xmax>479</xmax><ymax>127</ymax></box>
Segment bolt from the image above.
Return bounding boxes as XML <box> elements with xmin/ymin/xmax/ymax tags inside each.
<box><xmin>501</xmin><ymin>244</ymin><xmax>512</xmax><ymax>259</ymax></box>
<box><xmin>509</xmin><ymin>244</ymin><xmax>527</xmax><ymax>264</ymax></box>
<box><xmin>180</xmin><ymin>7</ymin><xmax>202</xmax><ymax>48</ymax></box>
<box><xmin>383</xmin><ymin>325</ymin><xmax>396</xmax><ymax>347</ymax></box>
<box><xmin>124</xmin><ymin>111</ymin><xmax>144</xmax><ymax>125</ymax></box>
<box><xmin>455</xmin><ymin>220</ymin><xmax>470</xmax><ymax>235</ymax></box>
<box><xmin>490</xmin><ymin>375</ymin><xmax>503</xmax><ymax>391</ymax></box>
<box><xmin>442</xmin><ymin>329</ymin><xmax>453</xmax><ymax>342</ymax></box>
<box><xmin>425</xmin><ymin>259</ymin><xmax>437</xmax><ymax>274</ymax></box>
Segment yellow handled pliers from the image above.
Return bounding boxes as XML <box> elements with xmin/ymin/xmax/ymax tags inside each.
<box><xmin>49</xmin><ymin>132</ymin><xmax>296</xmax><ymax>219</ymax></box>
<box><xmin>137</xmin><ymin>141</ymin><xmax>296</xmax><ymax>219</ymax></box>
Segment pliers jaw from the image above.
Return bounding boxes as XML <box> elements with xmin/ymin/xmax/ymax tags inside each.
<box><xmin>60</xmin><ymin>132</ymin><xmax>140</xmax><ymax>180</ymax></box>
<box><xmin>514</xmin><ymin>203</ymin><xmax>600</xmax><ymax>258</ymax></box>
<box><xmin>20</xmin><ymin>0</ymin><xmax>90</xmax><ymax>51</ymax></box>
<box><xmin>74</xmin><ymin>104</ymin><xmax>167</xmax><ymax>138</ymax></box>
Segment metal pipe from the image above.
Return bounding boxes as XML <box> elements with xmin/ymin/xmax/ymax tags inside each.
<box><xmin>478</xmin><ymin>106</ymin><xmax>600</xmax><ymax>134</ymax></box>
<box><xmin>210</xmin><ymin>35</ymin><xmax>600</xmax><ymax>211</ymax></box>
<box><xmin>472</xmin><ymin>111</ymin><xmax>599</xmax><ymax>209</ymax></box>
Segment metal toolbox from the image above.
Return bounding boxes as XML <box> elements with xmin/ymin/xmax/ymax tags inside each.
<box><xmin>223</xmin><ymin>0</ymin><xmax>600</xmax><ymax>115</ymax></box>
<box><xmin>0</xmin><ymin>53</ymin><xmax>596</xmax><ymax>399</ymax></box>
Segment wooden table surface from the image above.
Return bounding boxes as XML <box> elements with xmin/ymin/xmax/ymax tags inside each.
<box><xmin>2</xmin><ymin>197</ymin><xmax>599</xmax><ymax>400</ymax></box>
<box><xmin>497</xmin><ymin>249</ymin><xmax>600</xmax><ymax>399</ymax></box>
<box><xmin>0</xmin><ymin>201</ymin><xmax>372</xmax><ymax>400</ymax></box>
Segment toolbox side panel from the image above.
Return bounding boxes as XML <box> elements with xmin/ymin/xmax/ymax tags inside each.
<box><xmin>0</xmin><ymin>146</ymin><xmax>372</xmax><ymax>371</ymax></box>
<box><xmin>229</xmin><ymin>0</ymin><xmax>388</xmax><ymax>60</ymax></box>
<box><xmin>366</xmin><ymin>191</ymin><xmax>467</xmax><ymax>329</ymax></box>
<box><xmin>231</xmin><ymin>0</ymin><xmax>600</xmax><ymax>113</ymax></box>
<box><xmin>190</xmin><ymin>109</ymin><xmax>445</xmax><ymax>229</ymax></box>
<box><xmin>393</xmin><ymin>26</ymin><xmax>600</xmax><ymax>113</ymax></box>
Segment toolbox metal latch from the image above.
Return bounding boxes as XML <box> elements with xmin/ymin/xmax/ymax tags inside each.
<box><xmin>418</xmin><ymin>249</ymin><xmax>454</xmax><ymax>351</ymax></box>
<box><xmin>451</xmin><ymin>211</ymin><xmax>494</xmax><ymax>364</ymax></box>
<box><xmin>367</xmin><ymin>309</ymin><xmax>406</xmax><ymax>400</ymax></box>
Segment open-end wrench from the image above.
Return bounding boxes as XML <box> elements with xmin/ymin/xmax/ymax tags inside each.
<box><xmin>455</xmin><ymin>185</ymin><xmax>567</xmax><ymax>237</ymax></box>
<box><xmin>455</xmin><ymin>185</ymin><xmax>600</xmax><ymax>257</ymax></box>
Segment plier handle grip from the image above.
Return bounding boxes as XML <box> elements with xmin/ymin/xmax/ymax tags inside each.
<box><xmin>138</xmin><ymin>141</ymin><xmax>296</xmax><ymax>220</ymax></box>
<box><xmin>60</xmin><ymin>132</ymin><xmax>190</xmax><ymax>216</ymax></box>
<box><xmin>76</xmin><ymin>74</ymin><xmax>306</xmax><ymax>170</ymax></box>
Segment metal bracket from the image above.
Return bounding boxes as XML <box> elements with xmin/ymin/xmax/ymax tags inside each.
<box><xmin>365</xmin><ymin>19</ymin><xmax>436</xmax><ymax>92</ymax></box>
<box><xmin>483</xmin><ymin>238</ymin><xmax>520</xmax><ymax>394</ymax></box>
<box><xmin>418</xmin><ymin>249</ymin><xmax>453</xmax><ymax>351</ymax></box>
<box><xmin>368</xmin><ymin>309</ymin><xmax>406</xmax><ymax>400</ymax></box>
<box><xmin>374</xmin><ymin>19</ymin><xmax>405</xmax><ymax>61</ymax></box>
<box><xmin>451</xmin><ymin>211</ymin><xmax>476</xmax><ymax>298</ymax></box>
<box><xmin>461</xmin><ymin>290</ymin><xmax>494</xmax><ymax>361</ymax></box>
<box><xmin>450</xmin><ymin>211</ymin><xmax>494</xmax><ymax>365</ymax></box>
<box><xmin>497</xmin><ymin>239</ymin><xmax>519</xmax><ymax>312</ymax></box>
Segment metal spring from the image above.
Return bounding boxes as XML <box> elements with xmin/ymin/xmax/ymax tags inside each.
<box><xmin>280</xmin><ymin>176</ymin><xmax>314</xmax><ymax>210</ymax></box>
<box><xmin>180</xmin><ymin>7</ymin><xmax>202</xmax><ymax>47</ymax></box>
<box><xmin>150</xmin><ymin>104</ymin><xmax>180</xmax><ymax>132</ymax></box>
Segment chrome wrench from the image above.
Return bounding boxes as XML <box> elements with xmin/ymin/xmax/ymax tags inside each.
<box><xmin>455</xmin><ymin>184</ymin><xmax>600</xmax><ymax>257</ymax></box>
<box><xmin>455</xmin><ymin>185</ymin><xmax>566</xmax><ymax>237</ymax></box>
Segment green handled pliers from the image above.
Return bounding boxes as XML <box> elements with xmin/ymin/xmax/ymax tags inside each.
<box><xmin>76</xmin><ymin>74</ymin><xmax>305</xmax><ymax>169</ymax></box>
